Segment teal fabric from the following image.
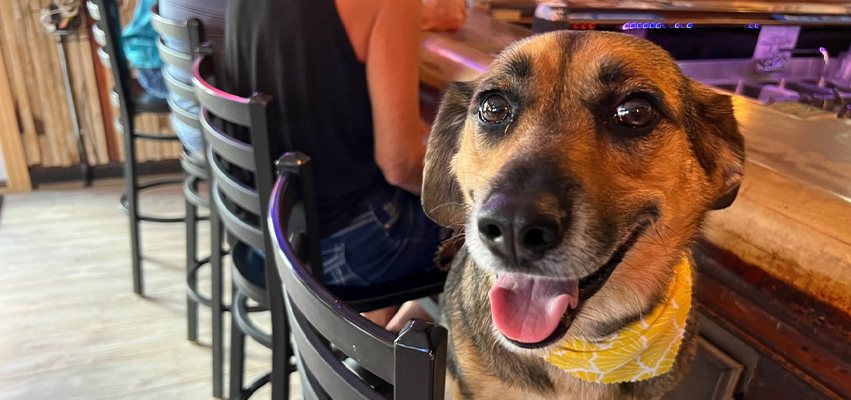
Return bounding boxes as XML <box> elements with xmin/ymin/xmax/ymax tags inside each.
<box><xmin>121</xmin><ymin>0</ymin><xmax>162</xmax><ymax>69</ymax></box>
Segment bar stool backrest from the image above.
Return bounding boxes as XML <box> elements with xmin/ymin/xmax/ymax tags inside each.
<box><xmin>150</xmin><ymin>3</ymin><xmax>206</xmax><ymax>137</ymax></box>
<box><xmin>269</xmin><ymin>154</ymin><xmax>448</xmax><ymax>400</ymax></box>
<box><xmin>88</xmin><ymin>0</ymin><xmax>134</xmax><ymax>130</ymax></box>
<box><xmin>191</xmin><ymin>54</ymin><xmax>280</xmax><ymax>253</ymax></box>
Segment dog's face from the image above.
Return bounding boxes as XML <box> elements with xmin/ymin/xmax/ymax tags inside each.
<box><xmin>424</xmin><ymin>32</ymin><xmax>744</xmax><ymax>351</ymax></box>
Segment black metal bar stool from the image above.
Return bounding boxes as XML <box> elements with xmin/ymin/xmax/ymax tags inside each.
<box><xmin>269</xmin><ymin>153</ymin><xmax>447</xmax><ymax>400</ymax></box>
<box><xmin>192</xmin><ymin>53</ymin><xmax>294</xmax><ymax>400</ymax></box>
<box><xmin>89</xmin><ymin>0</ymin><xmax>183</xmax><ymax>295</ymax></box>
<box><xmin>149</xmin><ymin>5</ymin><xmax>230</xmax><ymax>397</ymax></box>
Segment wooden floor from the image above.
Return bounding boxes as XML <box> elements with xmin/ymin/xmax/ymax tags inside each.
<box><xmin>0</xmin><ymin>177</ymin><xmax>296</xmax><ymax>399</ymax></box>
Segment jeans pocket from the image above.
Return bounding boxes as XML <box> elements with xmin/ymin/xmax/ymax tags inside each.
<box><xmin>369</xmin><ymin>189</ymin><xmax>404</xmax><ymax>232</ymax></box>
<box><xmin>320</xmin><ymin>243</ymin><xmax>370</xmax><ymax>287</ymax></box>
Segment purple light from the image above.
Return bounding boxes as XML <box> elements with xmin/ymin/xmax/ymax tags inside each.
<box><xmin>642</xmin><ymin>23</ymin><xmax>650</xmax><ymax>28</ymax></box>
<box><xmin>674</xmin><ymin>23</ymin><xmax>680</xmax><ymax>28</ymax></box>
<box><xmin>622</xmin><ymin>23</ymin><xmax>630</xmax><ymax>30</ymax></box>
<box><xmin>686</xmin><ymin>23</ymin><xmax>694</xmax><ymax>28</ymax></box>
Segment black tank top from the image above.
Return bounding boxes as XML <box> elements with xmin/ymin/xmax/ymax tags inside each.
<box><xmin>225</xmin><ymin>0</ymin><xmax>385</xmax><ymax>236</ymax></box>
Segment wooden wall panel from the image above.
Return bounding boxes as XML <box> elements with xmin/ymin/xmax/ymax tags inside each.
<box><xmin>0</xmin><ymin>36</ymin><xmax>32</xmax><ymax>192</ymax></box>
<box><xmin>0</xmin><ymin>0</ymin><xmax>180</xmax><ymax>170</ymax></box>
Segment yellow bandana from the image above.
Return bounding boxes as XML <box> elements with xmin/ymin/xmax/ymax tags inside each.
<box><xmin>544</xmin><ymin>258</ymin><xmax>692</xmax><ymax>384</ymax></box>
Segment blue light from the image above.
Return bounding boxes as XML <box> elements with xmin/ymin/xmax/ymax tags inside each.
<box><xmin>642</xmin><ymin>23</ymin><xmax>650</xmax><ymax>28</ymax></box>
<box><xmin>674</xmin><ymin>23</ymin><xmax>680</xmax><ymax>28</ymax></box>
<box><xmin>755</xmin><ymin>24</ymin><xmax>760</xmax><ymax>28</ymax></box>
<box><xmin>747</xmin><ymin>23</ymin><xmax>753</xmax><ymax>28</ymax></box>
<box><xmin>686</xmin><ymin>23</ymin><xmax>694</xmax><ymax>28</ymax></box>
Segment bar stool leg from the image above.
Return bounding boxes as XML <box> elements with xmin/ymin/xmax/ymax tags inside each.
<box><xmin>185</xmin><ymin>174</ymin><xmax>199</xmax><ymax>341</ymax></box>
<box><xmin>123</xmin><ymin>124</ymin><xmax>143</xmax><ymax>295</ymax></box>
<box><xmin>268</xmin><ymin>266</ymin><xmax>290</xmax><ymax>400</ymax></box>
<box><xmin>270</xmin><ymin>310</ymin><xmax>291</xmax><ymax>400</ymax></box>
<box><xmin>229</xmin><ymin>288</ymin><xmax>247</xmax><ymax>399</ymax></box>
<box><xmin>210</xmin><ymin>207</ymin><xmax>225</xmax><ymax>398</ymax></box>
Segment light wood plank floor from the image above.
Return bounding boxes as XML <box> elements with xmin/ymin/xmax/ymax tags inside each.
<box><xmin>0</xmin><ymin>177</ymin><xmax>297</xmax><ymax>399</ymax></box>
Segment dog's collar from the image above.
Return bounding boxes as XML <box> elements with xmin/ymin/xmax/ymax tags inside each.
<box><xmin>544</xmin><ymin>258</ymin><xmax>692</xmax><ymax>384</ymax></box>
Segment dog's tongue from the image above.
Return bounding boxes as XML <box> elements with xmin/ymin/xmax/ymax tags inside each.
<box><xmin>489</xmin><ymin>274</ymin><xmax>579</xmax><ymax>344</ymax></box>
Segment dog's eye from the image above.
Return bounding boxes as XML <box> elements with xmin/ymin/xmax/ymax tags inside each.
<box><xmin>613</xmin><ymin>96</ymin><xmax>656</xmax><ymax>130</ymax></box>
<box><xmin>479</xmin><ymin>94</ymin><xmax>511</xmax><ymax>124</ymax></box>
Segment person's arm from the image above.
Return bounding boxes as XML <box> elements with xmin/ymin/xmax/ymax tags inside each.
<box><xmin>364</xmin><ymin>0</ymin><xmax>426</xmax><ymax>195</ymax></box>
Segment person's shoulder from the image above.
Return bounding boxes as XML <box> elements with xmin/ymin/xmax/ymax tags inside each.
<box><xmin>337</xmin><ymin>0</ymin><xmax>418</xmax><ymax>16</ymax></box>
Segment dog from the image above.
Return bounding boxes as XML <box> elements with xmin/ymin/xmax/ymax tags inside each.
<box><xmin>422</xmin><ymin>31</ymin><xmax>744</xmax><ymax>400</ymax></box>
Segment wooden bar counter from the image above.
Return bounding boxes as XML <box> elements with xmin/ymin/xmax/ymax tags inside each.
<box><xmin>419</xmin><ymin>13</ymin><xmax>851</xmax><ymax>400</ymax></box>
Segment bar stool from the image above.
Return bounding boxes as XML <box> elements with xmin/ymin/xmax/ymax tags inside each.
<box><xmin>88</xmin><ymin>0</ymin><xmax>183</xmax><ymax>295</ymax></box>
<box><xmin>192</xmin><ymin>53</ymin><xmax>294</xmax><ymax>400</ymax></box>
<box><xmin>149</xmin><ymin>5</ymin><xmax>229</xmax><ymax>397</ymax></box>
<box><xmin>269</xmin><ymin>152</ymin><xmax>447</xmax><ymax>400</ymax></box>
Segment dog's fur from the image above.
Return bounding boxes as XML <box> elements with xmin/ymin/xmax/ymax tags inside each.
<box><xmin>422</xmin><ymin>31</ymin><xmax>745</xmax><ymax>400</ymax></box>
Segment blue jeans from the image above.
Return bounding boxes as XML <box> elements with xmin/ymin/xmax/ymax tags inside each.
<box><xmin>236</xmin><ymin>185</ymin><xmax>442</xmax><ymax>289</ymax></box>
<box><xmin>320</xmin><ymin>186</ymin><xmax>442</xmax><ymax>287</ymax></box>
<box><xmin>135</xmin><ymin>36</ymin><xmax>205</xmax><ymax>157</ymax></box>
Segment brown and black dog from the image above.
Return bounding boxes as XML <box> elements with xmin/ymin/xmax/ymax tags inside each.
<box><xmin>422</xmin><ymin>31</ymin><xmax>744</xmax><ymax>399</ymax></box>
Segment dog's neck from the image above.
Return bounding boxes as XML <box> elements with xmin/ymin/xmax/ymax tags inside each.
<box><xmin>543</xmin><ymin>258</ymin><xmax>693</xmax><ymax>384</ymax></box>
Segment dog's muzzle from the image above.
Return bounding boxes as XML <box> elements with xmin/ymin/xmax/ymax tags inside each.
<box><xmin>476</xmin><ymin>190</ymin><xmax>564</xmax><ymax>268</ymax></box>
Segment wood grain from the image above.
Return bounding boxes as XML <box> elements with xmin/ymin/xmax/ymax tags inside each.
<box><xmin>0</xmin><ymin>36</ymin><xmax>32</xmax><ymax>192</ymax></box>
<box><xmin>0</xmin><ymin>0</ymin><xmax>41</xmax><ymax>165</ymax></box>
<box><xmin>420</xmin><ymin>14</ymin><xmax>851</xmax><ymax>317</ymax></box>
<box><xmin>0</xmin><ymin>0</ymin><xmax>181</xmax><ymax>169</ymax></box>
<box><xmin>0</xmin><ymin>180</ymin><xmax>298</xmax><ymax>399</ymax></box>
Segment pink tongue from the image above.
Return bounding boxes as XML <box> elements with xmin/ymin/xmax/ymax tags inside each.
<box><xmin>489</xmin><ymin>274</ymin><xmax>579</xmax><ymax>344</ymax></box>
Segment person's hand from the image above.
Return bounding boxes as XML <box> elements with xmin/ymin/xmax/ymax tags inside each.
<box><xmin>422</xmin><ymin>0</ymin><xmax>467</xmax><ymax>32</ymax></box>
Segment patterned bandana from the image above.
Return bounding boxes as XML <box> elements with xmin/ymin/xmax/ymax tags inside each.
<box><xmin>543</xmin><ymin>258</ymin><xmax>692</xmax><ymax>384</ymax></box>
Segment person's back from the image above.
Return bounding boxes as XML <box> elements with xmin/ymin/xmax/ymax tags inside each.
<box><xmin>226</xmin><ymin>0</ymin><xmax>383</xmax><ymax>238</ymax></box>
<box><xmin>226</xmin><ymin>0</ymin><xmax>440</xmax><ymax>292</ymax></box>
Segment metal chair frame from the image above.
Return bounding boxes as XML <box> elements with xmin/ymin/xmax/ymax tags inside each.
<box><xmin>89</xmin><ymin>0</ymin><xmax>181</xmax><ymax>295</ymax></box>
<box><xmin>269</xmin><ymin>153</ymin><xmax>448</xmax><ymax>400</ymax></box>
<box><xmin>192</xmin><ymin>54</ymin><xmax>293</xmax><ymax>400</ymax></box>
<box><xmin>149</xmin><ymin>4</ymin><xmax>231</xmax><ymax>397</ymax></box>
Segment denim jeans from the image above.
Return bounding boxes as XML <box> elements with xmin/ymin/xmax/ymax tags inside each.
<box><xmin>236</xmin><ymin>185</ymin><xmax>442</xmax><ymax>289</ymax></box>
<box><xmin>320</xmin><ymin>186</ymin><xmax>442</xmax><ymax>287</ymax></box>
<box><xmin>135</xmin><ymin>36</ymin><xmax>204</xmax><ymax>157</ymax></box>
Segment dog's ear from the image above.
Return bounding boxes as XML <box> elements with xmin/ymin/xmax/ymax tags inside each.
<box><xmin>684</xmin><ymin>80</ymin><xmax>745</xmax><ymax>210</ymax></box>
<box><xmin>422</xmin><ymin>81</ymin><xmax>475</xmax><ymax>227</ymax></box>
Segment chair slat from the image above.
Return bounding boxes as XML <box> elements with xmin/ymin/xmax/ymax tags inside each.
<box><xmin>287</xmin><ymin>300</ymin><xmax>386</xmax><ymax>400</ymax></box>
<box><xmin>150</xmin><ymin>5</ymin><xmax>190</xmax><ymax>42</ymax></box>
<box><xmin>162</xmin><ymin>67</ymin><xmax>196</xmax><ymax>103</ymax></box>
<box><xmin>212</xmin><ymin>181</ymin><xmax>264</xmax><ymax>249</ymax></box>
<box><xmin>208</xmin><ymin>147</ymin><xmax>261</xmax><ymax>215</ymax></box>
<box><xmin>97</xmin><ymin>47</ymin><xmax>110</xmax><ymax>68</ymax></box>
<box><xmin>272</xmin><ymin>221</ymin><xmax>396</xmax><ymax>382</ymax></box>
<box><xmin>92</xmin><ymin>24</ymin><xmax>106</xmax><ymax>46</ymax></box>
<box><xmin>168</xmin><ymin>96</ymin><xmax>202</xmax><ymax>131</ymax></box>
<box><xmin>86</xmin><ymin>1</ymin><xmax>100</xmax><ymax>21</ymax></box>
<box><xmin>192</xmin><ymin>59</ymin><xmax>254</xmax><ymax>126</ymax></box>
<box><xmin>200</xmin><ymin>109</ymin><xmax>256</xmax><ymax>172</ymax></box>
<box><xmin>157</xmin><ymin>37</ymin><xmax>193</xmax><ymax>72</ymax></box>
<box><xmin>300</xmin><ymin>362</ymin><xmax>331</xmax><ymax>400</ymax></box>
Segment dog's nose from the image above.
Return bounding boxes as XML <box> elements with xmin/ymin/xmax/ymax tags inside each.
<box><xmin>477</xmin><ymin>191</ymin><xmax>563</xmax><ymax>264</ymax></box>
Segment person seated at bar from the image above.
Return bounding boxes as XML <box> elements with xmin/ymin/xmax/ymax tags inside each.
<box><xmin>226</xmin><ymin>0</ymin><xmax>444</xmax><ymax>327</ymax></box>
<box><xmin>122</xmin><ymin>0</ymin><xmax>168</xmax><ymax>99</ymax></box>
<box><xmin>122</xmin><ymin>0</ymin><xmax>228</xmax><ymax>158</ymax></box>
